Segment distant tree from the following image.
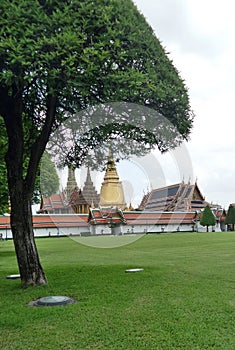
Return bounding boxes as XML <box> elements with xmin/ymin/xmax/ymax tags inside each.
<box><xmin>200</xmin><ymin>205</ymin><xmax>216</xmax><ymax>232</ymax></box>
<box><xmin>0</xmin><ymin>0</ymin><xmax>194</xmax><ymax>287</ymax></box>
<box><xmin>40</xmin><ymin>152</ymin><xmax>59</xmax><ymax>198</ymax></box>
<box><xmin>224</xmin><ymin>205</ymin><xmax>235</xmax><ymax>231</ymax></box>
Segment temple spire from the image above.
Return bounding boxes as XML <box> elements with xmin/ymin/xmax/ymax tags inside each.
<box><xmin>99</xmin><ymin>148</ymin><xmax>126</xmax><ymax>209</ymax></box>
<box><xmin>68</xmin><ymin>167</ymin><xmax>100</xmax><ymax>214</ymax></box>
<box><xmin>82</xmin><ymin>167</ymin><xmax>99</xmax><ymax>207</ymax></box>
<box><xmin>103</xmin><ymin>148</ymin><xmax>119</xmax><ymax>181</ymax></box>
<box><xmin>84</xmin><ymin>167</ymin><xmax>93</xmax><ymax>185</ymax></box>
<box><xmin>66</xmin><ymin>167</ymin><xmax>78</xmax><ymax>198</ymax></box>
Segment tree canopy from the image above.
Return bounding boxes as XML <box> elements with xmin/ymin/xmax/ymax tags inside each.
<box><xmin>0</xmin><ymin>0</ymin><xmax>193</xmax><ymax>148</ymax></box>
<box><xmin>39</xmin><ymin>151</ymin><xmax>59</xmax><ymax>198</ymax></box>
<box><xmin>1</xmin><ymin>0</ymin><xmax>194</xmax><ymax>173</ymax></box>
<box><xmin>224</xmin><ymin>205</ymin><xmax>235</xmax><ymax>231</ymax></box>
<box><xmin>0</xmin><ymin>0</ymin><xmax>194</xmax><ymax>287</ymax></box>
<box><xmin>200</xmin><ymin>205</ymin><xmax>216</xmax><ymax>232</ymax></box>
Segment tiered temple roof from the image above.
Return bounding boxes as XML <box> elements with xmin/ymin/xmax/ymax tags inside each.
<box><xmin>39</xmin><ymin>167</ymin><xmax>100</xmax><ymax>214</ymax></box>
<box><xmin>39</xmin><ymin>192</ymin><xmax>71</xmax><ymax>214</ymax></box>
<box><xmin>39</xmin><ymin>168</ymin><xmax>78</xmax><ymax>214</ymax></box>
<box><xmin>139</xmin><ymin>181</ymin><xmax>207</xmax><ymax>212</ymax></box>
<box><xmin>69</xmin><ymin>168</ymin><xmax>100</xmax><ymax>214</ymax></box>
<box><xmin>88</xmin><ymin>207</ymin><xmax>126</xmax><ymax>225</ymax></box>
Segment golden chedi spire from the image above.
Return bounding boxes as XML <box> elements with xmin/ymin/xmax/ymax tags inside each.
<box><xmin>99</xmin><ymin>148</ymin><xmax>126</xmax><ymax>209</ymax></box>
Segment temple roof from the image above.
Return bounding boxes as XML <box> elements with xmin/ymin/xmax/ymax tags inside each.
<box><xmin>88</xmin><ymin>207</ymin><xmax>126</xmax><ymax>225</ymax></box>
<box><xmin>0</xmin><ymin>208</ymin><xmax>225</xmax><ymax>230</ymax></box>
<box><xmin>39</xmin><ymin>167</ymin><xmax>99</xmax><ymax>213</ymax></box>
<box><xmin>124</xmin><ymin>211</ymin><xmax>197</xmax><ymax>225</ymax></box>
<box><xmin>69</xmin><ymin>168</ymin><xmax>100</xmax><ymax>207</ymax></box>
<box><xmin>39</xmin><ymin>192</ymin><xmax>69</xmax><ymax>213</ymax></box>
<box><xmin>139</xmin><ymin>181</ymin><xmax>207</xmax><ymax>212</ymax></box>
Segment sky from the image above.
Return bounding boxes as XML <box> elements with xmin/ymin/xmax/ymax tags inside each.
<box><xmin>53</xmin><ymin>0</ymin><xmax>235</xmax><ymax>211</ymax></box>
<box><xmin>123</xmin><ymin>0</ymin><xmax>235</xmax><ymax>209</ymax></box>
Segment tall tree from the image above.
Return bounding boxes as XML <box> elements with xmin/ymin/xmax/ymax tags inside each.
<box><xmin>200</xmin><ymin>205</ymin><xmax>216</xmax><ymax>232</ymax></box>
<box><xmin>0</xmin><ymin>0</ymin><xmax>193</xmax><ymax>287</ymax></box>
<box><xmin>39</xmin><ymin>151</ymin><xmax>59</xmax><ymax>198</ymax></box>
<box><xmin>224</xmin><ymin>205</ymin><xmax>235</xmax><ymax>231</ymax></box>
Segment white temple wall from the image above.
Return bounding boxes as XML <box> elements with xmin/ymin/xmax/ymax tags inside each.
<box><xmin>0</xmin><ymin>221</ymin><xmax>224</xmax><ymax>240</ymax></box>
<box><xmin>89</xmin><ymin>223</ymin><xmax>196</xmax><ymax>235</ymax></box>
<box><xmin>0</xmin><ymin>227</ymin><xmax>12</xmax><ymax>240</ymax></box>
<box><xmin>121</xmin><ymin>223</ymin><xmax>195</xmax><ymax>234</ymax></box>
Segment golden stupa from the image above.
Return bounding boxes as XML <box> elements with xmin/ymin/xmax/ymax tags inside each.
<box><xmin>99</xmin><ymin>149</ymin><xmax>126</xmax><ymax>210</ymax></box>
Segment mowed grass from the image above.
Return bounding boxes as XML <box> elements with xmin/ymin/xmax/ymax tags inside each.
<box><xmin>1</xmin><ymin>232</ymin><xmax>235</xmax><ymax>350</ymax></box>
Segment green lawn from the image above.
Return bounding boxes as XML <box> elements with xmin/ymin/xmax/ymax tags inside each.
<box><xmin>1</xmin><ymin>232</ymin><xmax>235</xmax><ymax>350</ymax></box>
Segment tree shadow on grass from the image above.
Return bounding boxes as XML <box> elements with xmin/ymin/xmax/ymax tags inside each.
<box><xmin>0</xmin><ymin>250</ymin><xmax>16</xmax><ymax>258</ymax></box>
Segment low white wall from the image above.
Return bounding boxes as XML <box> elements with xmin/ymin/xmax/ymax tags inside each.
<box><xmin>92</xmin><ymin>225</ymin><xmax>112</xmax><ymax>235</ymax></box>
<box><xmin>122</xmin><ymin>223</ymin><xmax>195</xmax><ymax>234</ymax></box>
<box><xmin>90</xmin><ymin>223</ymin><xmax>196</xmax><ymax>235</ymax></box>
<box><xmin>33</xmin><ymin>226</ymin><xmax>90</xmax><ymax>237</ymax></box>
<box><xmin>0</xmin><ymin>221</ymin><xmax>224</xmax><ymax>240</ymax></box>
<box><xmin>0</xmin><ymin>225</ymin><xmax>89</xmax><ymax>239</ymax></box>
<box><xmin>0</xmin><ymin>227</ymin><xmax>12</xmax><ymax>240</ymax></box>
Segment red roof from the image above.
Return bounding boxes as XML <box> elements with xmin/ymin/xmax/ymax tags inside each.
<box><xmin>124</xmin><ymin>211</ymin><xmax>196</xmax><ymax>225</ymax></box>
<box><xmin>41</xmin><ymin>193</ymin><xmax>68</xmax><ymax>212</ymax></box>
<box><xmin>0</xmin><ymin>214</ymin><xmax>88</xmax><ymax>229</ymax></box>
<box><xmin>33</xmin><ymin>214</ymin><xmax>88</xmax><ymax>228</ymax></box>
<box><xmin>88</xmin><ymin>208</ymin><xmax>196</xmax><ymax>226</ymax></box>
<box><xmin>88</xmin><ymin>207</ymin><xmax>126</xmax><ymax>225</ymax></box>
<box><xmin>0</xmin><ymin>209</ymin><xmax>223</xmax><ymax>230</ymax></box>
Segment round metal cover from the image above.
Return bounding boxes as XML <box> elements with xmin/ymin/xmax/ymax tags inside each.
<box><xmin>29</xmin><ymin>295</ymin><xmax>76</xmax><ymax>307</ymax></box>
<box><xmin>6</xmin><ymin>274</ymin><xmax>21</xmax><ymax>279</ymax></box>
<box><xmin>125</xmin><ymin>268</ymin><xmax>144</xmax><ymax>273</ymax></box>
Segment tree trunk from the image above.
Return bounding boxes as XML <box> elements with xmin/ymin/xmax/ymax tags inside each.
<box><xmin>206</xmin><ymin>225</ymin><xmax>209</xmax><ymax>232</ymax></box>
<box><xmin>3</xmin><ymin>87</ymin><xmax>47</xmax><ymax>288</ymax></box>
<box><xmin>10</xmin><ymin>187</ymin><xmax>47</xmax><ymax>288</ymax></box>
<box><xmin>1</xmin><ymin>85</ymin><xmax>57</xmax><ymax>288</ymax></box>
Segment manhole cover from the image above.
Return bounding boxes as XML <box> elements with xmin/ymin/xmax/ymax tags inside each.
<box><xmin>125</xmin><ymin>268</ymin><xmax>144</xmax><ymax>273</ymax></box>
<box><xmin>6</xmin><ymin>274</ymin><xmax>21</xmax><ymax>279</ymax></box>
<box><xmin>28</xmin><ymin>295</ymin><xmax>76</xmax><ymax>307</ymax></box>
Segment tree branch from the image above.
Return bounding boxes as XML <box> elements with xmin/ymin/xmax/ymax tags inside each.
<box><xmin>24</xmin><ymin>94</ymin><xmax>58</xmax><ymax>194</ymax></box>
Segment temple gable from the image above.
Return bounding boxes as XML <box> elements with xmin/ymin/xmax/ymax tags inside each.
<box><xmin>139</xmin><ymin>181</ymin><xmax>207</xmax><ymax>212</ymax></box>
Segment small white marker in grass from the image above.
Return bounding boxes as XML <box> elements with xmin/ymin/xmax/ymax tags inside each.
<box><xmin>28</xmin><ymin>295</ymin><xmax>76</xmax><ymax>307</ymax></box>
<box><xmin>5</xmin><ymin>274</ymin><xmax>21</xmax><ymax>279</ymax></box>
<box><xmin>125</xmin><ymin>268</ymin><xmax>144</xmax><ymax>273</ymax></box>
